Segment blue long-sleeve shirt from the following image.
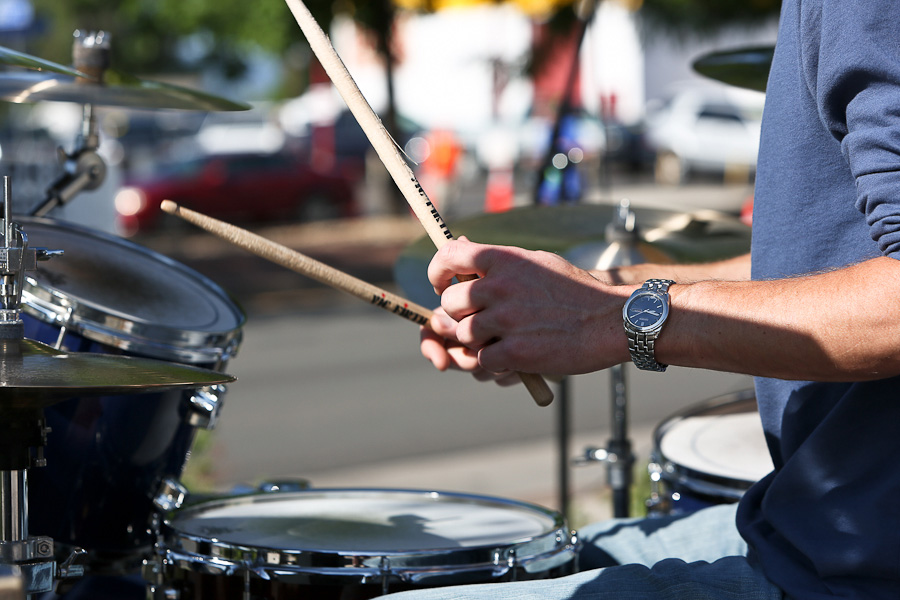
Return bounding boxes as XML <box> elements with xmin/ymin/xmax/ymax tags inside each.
<box><xmin>740</xmin><ymin>1</ymin><xmax>900</xmax><ymax>598</ymax></box>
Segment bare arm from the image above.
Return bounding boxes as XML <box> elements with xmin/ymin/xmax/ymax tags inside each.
<box><xmin>594</xmin><ymin>253</ymin><xmax>752</xmax><ymax>286</ymax></box>
<box><xmin>427</xmin><ymin>239</ymin><xmax>900</xmax><ymax>382</ymax></box>
<box><xmin>661</xmin><ymin>255</ymin><xmax>900</xmax><ymax>381</ymax></box>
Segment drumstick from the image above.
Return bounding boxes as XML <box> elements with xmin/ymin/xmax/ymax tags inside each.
<box><xmin>282</xmin><ymin>0</ymin><xmax>553</xmax><ymax>407</ymax></box>
<box><xmin>161</xmin><ymin>201</ymin><xmax>432</xmax><ymax>327</ymax></box>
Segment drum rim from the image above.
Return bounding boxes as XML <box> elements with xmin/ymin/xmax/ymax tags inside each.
<box><xmin>161</xmin><ymin>488</ymin><xmax>577</xmax><ymax>582</ymax></box>
<box><xmin>651</xmin><ymin>389</ymin><xmax>771</xmax><ymax>497</ymax></box>
<box><xmin>17</xmin><ymin>216</ymin><xmax>246</xmax><ymax>364</ymax></box>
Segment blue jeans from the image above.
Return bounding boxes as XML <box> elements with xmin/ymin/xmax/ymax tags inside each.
<box><xmin>375</xmin><ymin>503</ymin><xmax>783</xmax><ymax>600</ymax></box>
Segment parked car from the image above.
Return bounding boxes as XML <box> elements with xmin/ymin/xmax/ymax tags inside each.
<box><xmin>645</xmin><ymin>85</ymin><xmax>764</xmax><ymax>185</ymax></box>
<box><xmin>114</xmin><ymin>151</ymin><xmax>359</xmax><ymax>236</ymax></box>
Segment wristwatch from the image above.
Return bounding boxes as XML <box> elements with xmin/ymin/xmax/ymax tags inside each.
<box><xmin>622</xmin><ymin>279</ymin><xmax>675</xmax><ymax>372</ymax></box>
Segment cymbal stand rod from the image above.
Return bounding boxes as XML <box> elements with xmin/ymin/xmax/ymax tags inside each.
<box><xmin>30</xmin><ymin>107</ymin><xmax>106</xmax><ymax>218</ymax></box>
<box><xmin>0</xmin><ymin>471</ymin><xmax>27</xmax><ymax>543</ymax></box>
<box><xmin>31</xmin><ymin>31</ymin><xmax>109</xmax><ymax>218</ymax></box>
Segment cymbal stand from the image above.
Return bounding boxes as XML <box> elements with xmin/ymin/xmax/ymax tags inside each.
<box><xmin>0</xmin><ymin>178</ymin><xmax>81</xmax><ymax>597</ymax></box>
<box><xmin>30</xmin><ymin>31</ymin><xmax>109</xmax><ymax>218</ymax></box>
<box><xmin>574</xmin><ymin>201</ymin><xmax>641</xmax><ymax>518</ymax></box>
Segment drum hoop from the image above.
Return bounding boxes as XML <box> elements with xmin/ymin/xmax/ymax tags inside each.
<box><xmin>652</xmin><ymin>389</ymin><xmax>770</xmax><ymax>494</ymax></box>
<box><xmin>17</xmin><ymin>217</ymin><xmax>246</xmax><ymax>364</ymax></box>
<box><xmin>162</xmin><ymin>488</ymin><xmax>577</xmax><ymax>583</ymax></box>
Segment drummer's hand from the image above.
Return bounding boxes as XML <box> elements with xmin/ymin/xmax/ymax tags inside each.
<box><xmin>420</xmin><ymin>307</ymin><xmax>521</xmax><ymax>386</ymax></box>
<box><xmin>429</xmin><ymin>237</ymin><xmax>633</xmax><ymax>376</ymax></box>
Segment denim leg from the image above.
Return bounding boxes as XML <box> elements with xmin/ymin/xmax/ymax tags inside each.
<box><xmin>374</xmin><ymin>557</ymin><xmax>781</xmax><ymax>600</ymax></box>
<box><xmin>579</xmin><ymin>503</ymin><xmax>747</xmax><ymax>569</ymax></box>
<box><xmin>375</xmin><ymin>504</ymin><xmax>782</xmax><ymax>600</ymax></box>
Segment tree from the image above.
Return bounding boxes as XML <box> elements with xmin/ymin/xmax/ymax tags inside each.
<box><xmin>638</xmin><ymin>0</ymin><xmax>781</xmax><ymax>36</ymax></box>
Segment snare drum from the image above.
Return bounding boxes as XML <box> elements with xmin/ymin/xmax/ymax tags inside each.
<box><xmin>19</xmin><ymin>217</ymin><xmax>245</xmax><ymax>568</ymax></box>
<box><xmin>647</xmin><ymin>390</ymin><xmax>773</xmax><ymax>515</ymax></box>
<box><xmin>146</xmin><ymin>488</ymin><xmax>578</xmax><ymax>599</ymax></box>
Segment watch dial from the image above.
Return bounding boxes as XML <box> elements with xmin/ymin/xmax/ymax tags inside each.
<box><xmin>626</xmin><ymin>294</ymin><xmax>666</xmax><ymax>328</ymax></box>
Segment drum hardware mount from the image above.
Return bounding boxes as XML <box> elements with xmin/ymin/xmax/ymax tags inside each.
<box><xmin>30</xmin><ymin>32</ymin><xmax>110</xmax><ymax>219</ymax></box>
<box><xmin>0</xmin><ymin>177</ymin><xmax>76</xmax><ymax>598</ymax></box>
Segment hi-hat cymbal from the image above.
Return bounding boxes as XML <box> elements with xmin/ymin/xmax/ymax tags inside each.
<box><xmin>393</xmin><ymin>203</ymin><xmax>751</xmax><ymax>308</ymax></box>
<box><xmin>0</xmin><ymin>69</ymin><xmax>250</xmax><ymax>111</ymax></box>
<box><xmin>0</xmin><ymin>46</ymin><xmax>89</xmax><ymax>78</ymax></box>
<box><xmin>0</xmin><ymin>337</ymin><xmax>235</xmax><ymax>407</ymax></box>
<box><xmin>692</xmin><ymin>46</ymin><xmax>774</xmax><ymax>93</ymax></box>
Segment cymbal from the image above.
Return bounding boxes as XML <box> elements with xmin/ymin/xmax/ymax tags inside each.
<box><xmin>0</xmin><ymin>70</ymin><xmax>251</xmax><ymax>111</ymax></box>
<box><xmin>0</xmin><ymin>46</ymin><xmax>89</xmax><ymax>78</ymax></box>
<box><xmin>0</xmin><ymin>337</ymin><xmax>235</xmax><ymax>408</ymax></box>
<box><xmin>692</xmin><ymin>46</ymin><xmax>773</xmax><ymax>93</ymax></box>
<box><xmin>393</xmin><ymin>203</ymin><xmax>751</xmax><ymax>308</ymax></box>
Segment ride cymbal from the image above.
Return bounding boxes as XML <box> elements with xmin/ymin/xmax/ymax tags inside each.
<box><xmin>692</xmin><ymin>45</ymin><xmax>774</xmax><ymax>93</ymax></box>
<box><xmin>393</xmin><ymin>203</ymin><xmax>751</xmax><ymax>308</ymax></box>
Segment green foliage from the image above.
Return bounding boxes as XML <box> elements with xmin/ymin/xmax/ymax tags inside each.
<box><xmin>639</xmin><ymin>0</ymin><xmax>782</xmax><ymax>36</ymax></box>
<box><xmin>27</xmin><ymin>0</ymin><xmax>339</xmax><ymax>79</ymax></box>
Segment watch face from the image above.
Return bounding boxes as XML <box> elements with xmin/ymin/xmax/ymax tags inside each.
<box><xmin>624</xmin><ymin>292</ymin><xmax>668</xmax><ymax>331</ymax></box>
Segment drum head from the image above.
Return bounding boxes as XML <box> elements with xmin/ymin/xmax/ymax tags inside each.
<box><xmin>18</xmin><ymin>217</ymin><xmax>244</xmax><ymax>362</ymax></box>
<box><xmin>172</xmin><ymin>488</ymin><xmax>559</xmax><ymax>552</ymax></box>
<box><xmin>654</xmin><ymin>391</ymin><xmax>773</xmax><ymax>495</ymax></box>
<box><xmin>165</xmin><ymin>488</ymin><xmax>574</xmax><ymax>582</ymax></box>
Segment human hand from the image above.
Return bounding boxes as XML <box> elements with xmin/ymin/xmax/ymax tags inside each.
<box><xmin>420</xmin><ymin>307</ymin><xmax>523</xmax><ymax>386</ymax></box>
<box><xmin>428</xmin><ymin>237</ymin><xmax>633</xmax><ymax>376</ymax></box>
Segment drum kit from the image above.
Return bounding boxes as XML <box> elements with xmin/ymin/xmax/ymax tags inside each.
<box><xmin>0</xmin><ymin>30</ymin><xmax>775</xmax><ymax>600</ymax></box>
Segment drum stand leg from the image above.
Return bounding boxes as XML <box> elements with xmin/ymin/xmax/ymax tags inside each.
<box><xmin>574</xmin><ymin>365</ymin><xmax>635</xmax><ymax>519</ymax></box>
<box><xmin>607</xmin><ymin>365</ymin><xmax>634</xmax><ymax>518</ymax></box>
<box><xmin>556</xmin><ymin>378</ymin><xmax>571</xmax><ymax>522</ymax></box>
<box><xmin>0</xmin><ymin>410</ymin><xmax>85</xmax><ymax>599</ymax></box>
<box><xmin>0</xmin><ymin>411</ymin><xmax>54</xmax><ymax>599</ymax></box>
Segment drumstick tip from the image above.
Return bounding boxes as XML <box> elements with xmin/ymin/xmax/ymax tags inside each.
<box><xmin>160</xmin><ymin>199</ymin><xmax>179</xmax><ymax>214</ymax></box>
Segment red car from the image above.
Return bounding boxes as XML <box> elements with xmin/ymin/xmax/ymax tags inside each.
<box><xmin>114</xmin><ymin>151</ymin><xmax>360</xmax><ymax>236</ymax></box>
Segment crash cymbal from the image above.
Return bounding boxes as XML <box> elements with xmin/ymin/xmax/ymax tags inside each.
<box><xmin>692</xmin><ymin>45</ymin><xmax>774</xmax><ymax>93</ymax></box>
<box><xmin>0</xmin><ymin>46</ymin><xmax>89</xmax><ymax>78</ymax></box>
<box><xmin>0</xmin><ymin>337</ymin><xmax>235</xmax><ymax>407</ymax></box>
<box><xmin>393</xmin><ymin>203</ymin><xmax>751</xmax><ymax>308</ymax></box>
<box><xmin>0</xmin><ymin>70</ymin><xmax>250</xmax><ymax>111</ymax></box>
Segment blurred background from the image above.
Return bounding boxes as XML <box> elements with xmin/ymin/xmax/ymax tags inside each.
<box><xmin>2</xmin><ymin>0</ymin><xmax>780</xmax><ymax>533</ymax></box>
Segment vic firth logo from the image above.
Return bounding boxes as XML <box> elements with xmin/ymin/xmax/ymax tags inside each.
<box><xmin>412</xmin><ymin>178</ymin><xmax>453</xmax><ymax>240</ymax></box>
<box><xmin>370</xmin><ymin>293</ymin><xmax>428</xmax><ymax>325</ymax></box>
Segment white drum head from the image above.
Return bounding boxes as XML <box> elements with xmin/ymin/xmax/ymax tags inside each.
<box><xmin>171</xmin><ymin>489</ymin><xmax>559</xmax><ymax>553</ymax></box>
<box><xmin>659</xmin><ymin>406</ymin><xmax>773</xmax><ymax>482</ymax></box>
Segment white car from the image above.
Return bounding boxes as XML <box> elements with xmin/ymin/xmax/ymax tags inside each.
<box><xmin>645</xmin><ymin>86</ymin><xmax>764</xmax><ymax>185</ymax></box>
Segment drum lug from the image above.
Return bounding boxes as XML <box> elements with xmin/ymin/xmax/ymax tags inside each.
<box><xmin>143</xmin><ymin>559</ymin><xmax>180</xmax><ymax>600</ymax></box>
<box><xmin>257</xmin><ymin>478</ymin><xmax>310</xmax><ymax>493</ymax></box>
<box><xmin>645</xmin><ymin>461</ymin><xmax>672</xmax><ymax>516</ymax></box>
<box><xmin>153</xmin><ymin>478</ymin><xmax>188</xmax><ymax>513</ymax></box>
<box><xmin>186</xmin><ymin>385</ymin><xmax>226</xmax><ymax>430</ymax></box>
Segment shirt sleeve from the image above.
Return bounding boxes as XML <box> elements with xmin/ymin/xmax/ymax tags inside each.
<box><xmin>807</xmin><ymin>0</ymin><xmax>900</xmax><ymax>255</ymax></box>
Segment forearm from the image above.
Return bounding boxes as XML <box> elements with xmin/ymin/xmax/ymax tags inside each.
<box><xmin>596</xmin><ymin>253</ymin><xmax>751</xmax><ymax>285</ymax></box>
<box><xmin>658</xmin><ymin>256</ymin><xmax>900</xmax><ymax>381</ymax></box>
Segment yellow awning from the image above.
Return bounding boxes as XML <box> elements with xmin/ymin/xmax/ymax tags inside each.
<box><xmin>393</xmin><ymin>0</ymin><xmax>578</xmax><ymax>17</ymax></box>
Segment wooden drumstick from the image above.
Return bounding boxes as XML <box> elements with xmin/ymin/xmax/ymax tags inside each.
<box><xmin>161</xmin><ymin>201</ymin><xmax>433</xmax><ymax>327</ymax></box>
<box><xmin>282</xmin><ymin>0</ymin><xmax>553</xmax><ymax>407</ymax></box>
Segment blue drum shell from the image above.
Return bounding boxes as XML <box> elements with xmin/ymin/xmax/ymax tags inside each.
<box><xmin>18</xmin><ymin>217</ymin><xmax>245</xmax><ymax>568</ymax></box>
